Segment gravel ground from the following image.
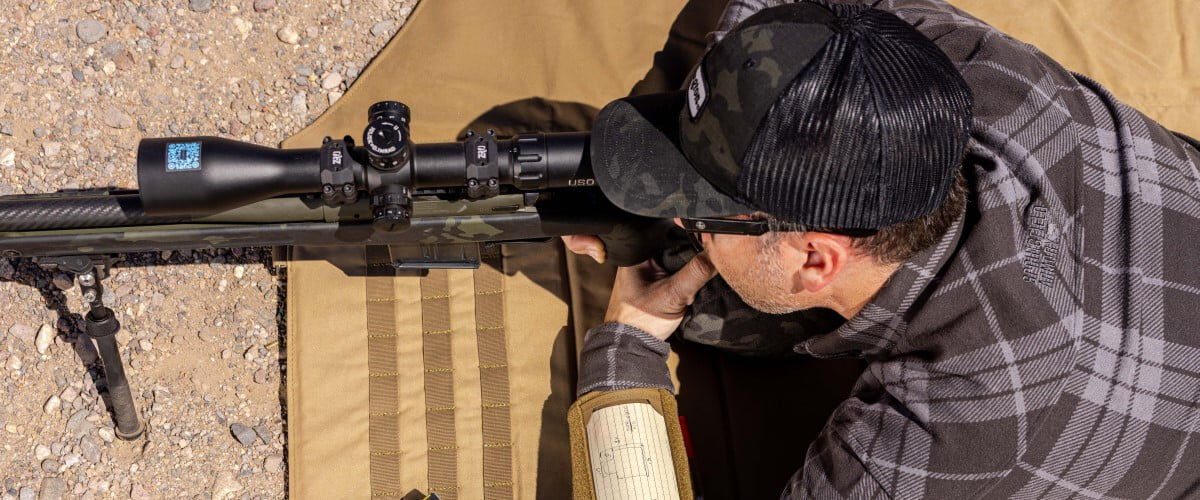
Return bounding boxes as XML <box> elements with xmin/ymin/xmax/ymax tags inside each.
<box><xmin>0</xmin><ymin>1</ymin><xmax>415</xmax><ymax>498</ymax></box>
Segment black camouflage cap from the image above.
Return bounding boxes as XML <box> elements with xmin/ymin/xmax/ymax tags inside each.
<box><xmin>592</xmin><ymin>1</ymin><xmax>973</xmax><ymax>230</ymax></box>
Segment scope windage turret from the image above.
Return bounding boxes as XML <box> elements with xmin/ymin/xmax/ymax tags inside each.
<box><xmin>363</xmin><ymin>101</ymin><xmax>411</xmax><ymax>171</ymax></box>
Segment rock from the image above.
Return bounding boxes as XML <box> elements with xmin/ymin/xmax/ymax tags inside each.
<box><xmin>210</xmin><ymin>472</ymin><xmax>242</xmax><ymax>500</ymax></box>
<box><xmin>371</xmin><ymin>20</ymin><xmax>395</xmax><ymax>37</ymax></box>
<box><xmin>40</xmin><ymin>459</ymin><xmax>60</xmax><ymax>474</ymax></box>
<box><xmin>169</xmin><ymin>54</ymin><xmax>185</xmax><ymax>69</ymax></box>
<box><xmin>0</xmin><ymin>122</ymin><xmax>12</xmax><ymax>136</ymax></box>
<box><xmin>51</xmin><ymin>273</ymin><xmax>73</xmax><ymax>291</ymax></box>
<box><xmin>0</xmin><ymin>259</ymin><xmax>14</xmax><ymax>279</ymax></box>
<box><xmin>35</xmin><ymin>325</ymin><xmax>55</xmax><ymax>354</ymax></box>
<box><xmin>75</xmin><ymin>19</ymin><xmax>106</xmax><ymax>44</ymax></box>
<box><xmin>9</xmin><ymin>324</ymin><xmax>35</xmax><ymax>343</ymax></box>
<box><xmin>35</xmin><ymin>444</ymin><xmax>52</xmax><ymax>461</ymax></box>
<box><xmin>129</xmin><ymin>483</ymin><xmax>150</xmax><ymax>500</ymax></box>
<box><xmin>253</xmin><ymin>424</ymin><xmax>271</xmax><ymax>445</ymax></box>
<box><xmin>43</xmin><ymin>395</ymin><xmax>61</xmax><ymax>414</ymax></box>
<box><xmin>290</xmin><ymin>92</ymin><xmax>307</xmax><ymax>115</ymax></box>
<box><xmin>253</xmin><ymin>0</ymin><xmax>275</xmax><ymax>12</ymax></box>
<box><xmin>276</xmin><ymin>27</ymin><xmax>299</xmax><ymax>45</ymax></box>
<box><xmin>234</xmin><ymin>266</ymin><xmax>246</xmax><ymax>279</ymax></box>
<box><xmin>138</xmin><ymin>339</ymin><xmax>152</xmax><ymax>352</ymax></box>
<box><xmin>0</xmin><ymin>148</ymin><xmax>14</xmax><ymax>168</ymax></box>
<box><xmin>6</xmin><ymin>354</ymin><xmax>22</xmax><ymax>372</ymax></box>
<box><xmin>42</xmin><ymin>142</ymin><xmax>61</xmax><ymax>157</ymax></box>
<box><xmin>79</xmin><ymin>437</ymin><xmax>100</xmax><ymax>463</ymax></box>
<box><xmin>295</xmin><ymin>65</ymin><xmax>313</xmax><ymax>76</ymax></box>
<box><xmin>18</xmin><ymin>486</ymin><xmax>35</xmax><ymax>500</ymax></box>
<box><xmin>96</xmin><ymin>428</ymin><xmax>114</xmax><ymax>444</ymax></box>
<box><xmin>65</xmin><ymin>410</ymin><xmax>92</xmax><ymax>438</ymax></box>
<box><xmin>102</xmin><ymin>109</ymin><xmax>133</xmax><ymax>129</ymax></box>
<box><xmin>321</xmin><ymin>72</ymin><xmax>343</xmax><ymax>90</ymax></box>
<box><xmin>189</xmin><ymin>0</ymin><xmax>212</xmax><ymax>13</ymax></box>
<box><xmin>263</xmin><ymin>454</ymin><xmax>283</xmax><ymax>473</ymax></box>
<box><xmin>328</xmin><ymin>91</ymin><xmax>344</xmax><ymax>105</ymax></box>
<box><xmin>37</xmin><ymin>477</ymin><xmax>65</xmax><ymax>500</ymax></box>
<box><xmin>252</xmin><ymin>369</ymin><xmax>268</xmax><ymax>384</ymax></box>
<box><xmin>229</xmin><ymin>423</ymin><xmax>256</xmax><ymax>447</ymax></box>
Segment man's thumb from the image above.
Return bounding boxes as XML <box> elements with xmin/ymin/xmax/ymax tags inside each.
<box><xmin>664</xmin><ymin>253</ymin><xmax>717</xmax><ymax>306</ymax></box>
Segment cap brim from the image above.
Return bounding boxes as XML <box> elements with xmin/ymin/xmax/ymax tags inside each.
<box><xmin>591</xmin><ymin>90</ymin><xmax>752</xmax><ymax>219</ymax></box>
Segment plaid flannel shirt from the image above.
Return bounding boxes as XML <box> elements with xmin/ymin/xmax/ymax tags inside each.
<box><xmin>578</xmin><ymin>0</ymin><xmax>1200</xmax><ymax>497</ymax></box>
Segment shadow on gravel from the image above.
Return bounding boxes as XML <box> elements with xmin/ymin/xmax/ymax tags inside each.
<box><xmin>0</xmin><ymin>247</ymin><xmax>282</xmax><ymax>444</ymax></box>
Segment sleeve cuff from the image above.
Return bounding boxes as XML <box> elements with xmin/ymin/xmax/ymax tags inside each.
<box><xmin>576</xmin><ymin>322</ymin><xmax>674</xmax><ymax>397</ymax></box>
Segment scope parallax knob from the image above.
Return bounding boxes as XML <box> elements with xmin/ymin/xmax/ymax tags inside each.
<box><xmin>363</xmin><ymin>101</ymin><xmax>411</xmax><ymax>171</ymax></box>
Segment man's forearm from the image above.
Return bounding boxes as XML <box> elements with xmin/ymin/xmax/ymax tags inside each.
<box><xmin>576</xmin><ymin>322</ymin><xmax>674</xmax><ymax>396</ymax></box>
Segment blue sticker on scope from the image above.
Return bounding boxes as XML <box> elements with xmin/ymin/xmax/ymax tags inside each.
<box><xmin>165</xmin><ymin>142</ymin><xmax>202</xmax><ymax>171</ymax></box>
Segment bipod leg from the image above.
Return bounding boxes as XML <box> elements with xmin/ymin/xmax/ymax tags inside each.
<box><xmin>77</xmin><ymin>268</ymin><xmax>144</xmax><ymax>440</ymax></box>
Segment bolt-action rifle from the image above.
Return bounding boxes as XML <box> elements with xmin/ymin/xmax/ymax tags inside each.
<box><xmin>0</xmin><ymin>101</ymin><xmax>682</xmax><ymax>440</ymax></box>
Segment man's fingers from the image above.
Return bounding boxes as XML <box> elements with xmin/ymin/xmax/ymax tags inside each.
<box><xmin>560</xmin><ymin>235</ymin><xmax>606</xmax><ymax>263</ymax></box>
<box><xmin>661</xmin><ymin>252</ymin><xmax>717</xmax><ymax>308</ymax></box>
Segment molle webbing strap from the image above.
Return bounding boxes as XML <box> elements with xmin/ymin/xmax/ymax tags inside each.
<box><xmin>475</xmin><ymin>246</ymin><xmax>514</xmax><ymax>499</ymax></box>
<box><xmin>422</xmin><ymin>268</ymin><xmax>459</xmax><ymax>498</ymax></box>
<box><xmin>365</xmin><ymin>245</ymin><xmax>403</xmax><ymax>497</ymax></box>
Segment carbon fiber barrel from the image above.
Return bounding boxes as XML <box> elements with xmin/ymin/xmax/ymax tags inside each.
<box><xmin>0</xmin><ymin>193</ymin><xmax>188</xmax><ymax>231</ymax></box>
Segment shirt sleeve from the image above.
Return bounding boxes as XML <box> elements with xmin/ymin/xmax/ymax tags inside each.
<box><xmin>576</xmin><ymin>322</ymin><xmax>674</xmax><ymax>397</ymax></box>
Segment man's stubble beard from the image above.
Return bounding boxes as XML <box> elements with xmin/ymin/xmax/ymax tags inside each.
<box><xmin>717</xmin><ymin>238</ymin><xmax>804</xmax><ymax>315</ymax></box>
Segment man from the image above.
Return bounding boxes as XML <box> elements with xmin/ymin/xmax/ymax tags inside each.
<box><xmin>566</xmin><ymin>0</ymin><xmax>1200</xmax><ymax>497</ymax></box>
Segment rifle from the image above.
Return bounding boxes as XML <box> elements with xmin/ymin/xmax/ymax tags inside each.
<box><xmin>0</xmin><ymin>100</ymin><xmax>679</xmax><ymax>440</ymax></box>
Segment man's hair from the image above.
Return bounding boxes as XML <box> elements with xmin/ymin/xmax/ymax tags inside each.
<box><xmin>763</xmin><ymin>168</ymin><xmax>966</xmax><ymax>264</ymax></box>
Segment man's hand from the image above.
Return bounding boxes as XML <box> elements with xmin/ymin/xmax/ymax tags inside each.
<box><xmin>604</xmin><ymin>253</ymin><xmax>717</xmax><ymax>340</ymax></box>
<box><xmin>562</xmin><ymin>235</ymin><xmax>606</xmax><ymax>263</ymax></box>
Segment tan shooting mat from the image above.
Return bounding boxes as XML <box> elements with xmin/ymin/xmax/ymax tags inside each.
<box><xmin>281</xmin><ymin>0</ymin><xmax>1199</xmax><ymax>498</ymax></box>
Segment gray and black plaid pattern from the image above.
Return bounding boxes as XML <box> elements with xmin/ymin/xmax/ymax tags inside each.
<box><xmin>577</xmin><ymin>322</ymin><xmax>675</xmax><ymax>397</ymax></box>
<box><xmin>583</xmin><ymin>0</ymin><xmax>1200</xmax><ymax>498</ymax></box>
<box><xmin>725</xmin><ymin>1</ymin><xmax>1200</xmax><ymax>498</ymax></box>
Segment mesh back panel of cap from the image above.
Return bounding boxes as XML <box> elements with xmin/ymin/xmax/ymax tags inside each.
<box><xmin>739</xmin><ymin>4</ymin><xmax>972</xmax><ymax>230</ymax></box>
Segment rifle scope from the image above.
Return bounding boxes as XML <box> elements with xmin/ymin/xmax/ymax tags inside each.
<box><xmin>137</xmin><ymin>101</ymin><xmax>596</xmax><ymax>231</ymax></box>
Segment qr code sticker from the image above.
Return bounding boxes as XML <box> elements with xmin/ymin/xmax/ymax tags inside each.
<box><xmin>166</xmin><ymin>142</ymin><xmax>202</xmax><ymax>171</ymax></box>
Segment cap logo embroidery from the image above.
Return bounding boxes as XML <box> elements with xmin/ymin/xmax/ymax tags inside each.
<box><xmin>687</xmin><ymin>64</ymin><xmax>709</xmax><ymax>120</ymax></box>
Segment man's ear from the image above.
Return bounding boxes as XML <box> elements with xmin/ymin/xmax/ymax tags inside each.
<box><xmin>779</xmin><ymin>232</ymin><xmax>853</xmax><ymax>293</ymax></box>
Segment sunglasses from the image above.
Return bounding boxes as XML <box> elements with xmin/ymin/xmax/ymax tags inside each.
<box><xmin>678</xmin><ymin>217</ymin><xmax>877</xmax><ymax>251</ymax></box>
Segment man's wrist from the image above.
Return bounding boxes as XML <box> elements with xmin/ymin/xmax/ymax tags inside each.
<box><xmin>576</xmin><ymin>322</ymin><xmax>674</xmax><ymax>397</ymax></box>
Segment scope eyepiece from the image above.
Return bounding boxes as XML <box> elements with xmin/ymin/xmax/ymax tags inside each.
<box><xmin>363</xmin><ymin>101</ymin><xmax>411</xmax><ymax>171</ymax></box>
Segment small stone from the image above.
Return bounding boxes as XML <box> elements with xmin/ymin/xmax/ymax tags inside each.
<box><xmin>79</xmin><ymin>437</ymin><xmax>101</xmax><ymax>463</ymax></box>
<box><xmin>253</xmin><ymin>424</ymin><xmax>271</xmax><ymax>444</ymax></box>
<box><xmin>253</xmin><ymin>0</ymin><xmax>275</xmax><ymax>12</ymax></box>
<box><xmin>6</xmin><ymin>354</ymin><xmax>22</xmax><ymax>372</ymax></box>
<box><xmin>112</xmin><ymin>52</ymin><xmax>134</xmax><ymax>71</ymax></box>
<box><xmin>290</xmin><ymin>92</ymin><xmax>307</xmax><ymax>115</ymax></box>
<box><xmin>276</xmin><ymin>27</ymin><xmax>299</xmax><ymax>45</ymax></box>
<box><xmin>38</xmin><ymin>477</ymin><xmax>65</xmax><ymax>500</ymax></box>
<box><xmin>9</xmin><ymin>324</ymin><xmax>35</xmax><ymax>342</ymax></box>
<box><xmin>129</xmin><ymin>484</ymin><xmax>151</xmax><ymax>500</ymax></box>
<box><xmin>321</xmin><ymin>72</ymin><xmax>343</xmax><ymax>90</ymax></box>
<box><xmin>295</xmin><ymin>65</ymin><xmax>313</xmax><ymax>76</ymax></box>
<box><xmin>0</xmin><ymin>258</ymin><xmax>14</xmax><ymax>279</ymax></box>
<box><xmin>18</xmin><ymin>486</ymin><xmax>35</xmax><ymax>500</ymax></box>
<box><xmin>0</xmin><ymin>122</ymin><xmax>12</xmax><ymax>135</ymax></box>
<box><xmin>35</xmin><ymin>444</ymin><xmax>51</xmax><ymax>461</ymax></box>
<box><xmin>102</xmin><ymin>109</ymin><xmax>133</xmax><ymax>129</ymax></box>
<box><xmin>189</xmin><ymin>0</ymin><xmax>213</xmax><ymax>13</ymax></box>
<box><xmin>210</xmin><ymin>472</ymin><xmax>242</xmax><ymax>500</ymax></box>
<box><xmin>42</xmin><ymin>142</ymin><xmax>61</xmax><ymax>157</ymax></box>
<box><xmin>264</xmin><ymin>454</ymin><xmax>284</xmax><ymax>473</ymax></box>
<box><xmin>65</xmin><ymin>410</ymin><xmax>92</xmax><ymax>438</ymax></box>
<box><xmin>169</xmin><ymin>54</ymin><xmax>185</xmax><ymax>69</ymax></box>
<box><xmin>96</xmin><ymin>428</ymin><xmax>115</xmax><ymax>443</ymax></box>
<box><xmin>252</xmin><ymin>369</ymin><xmax>268</xmax><ymax>384</ymax></box>
<box><xmin>229</xmin><ymin>423</ymin><xmax>256</xmax><ymax>447</ymax></box>
<box><xmin>371</xmin><ymin>20</ymin><xmax>396</xmax><ymax>37</ymax></box>
<box><xmin>0</xmin><ymin>148</ymin><xmax>15</xmax><ymax>167</ymax></box>
<box><xmin>40</xmin><ymin>459</ymin><xmax>60</xmax><ymax>474</ymax></box>
<box><xmin>35</xmin><ymin>324</ymin><xmax>54</xmax><ymax>354</ymax></box>
<box><xmin>43</xmin><ymin>395</ymin><xmax>61</xmax><ymax>414</ymax></box>
<box><xmin>233</xmin><ymin>266</ymin><xmax>246</xmax><ymax>279</ymax></box>
<box><xmin>138</xmin><ymin>339</ymin><xmax>152</xmax><ymax>352</ymax></box>
<box><xmin>328</xmin><ymin>91</ymin><xmax>344</xmax><ymax>105</ymax></box>
<box><xmin>233</xmin><ymin>18</ymin><xmax>252</xmax><ymax>38</ymax></box>
<box><xmin>76</xmin><ymin>19</ymin><xmax>107</xmax><ymax>44</ymax></box>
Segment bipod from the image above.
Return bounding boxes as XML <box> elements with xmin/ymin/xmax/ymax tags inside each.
<box><xmin>37</xmin><ymin>255</ymin><xmax>145</xmax><ymax>440</ymax></box>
